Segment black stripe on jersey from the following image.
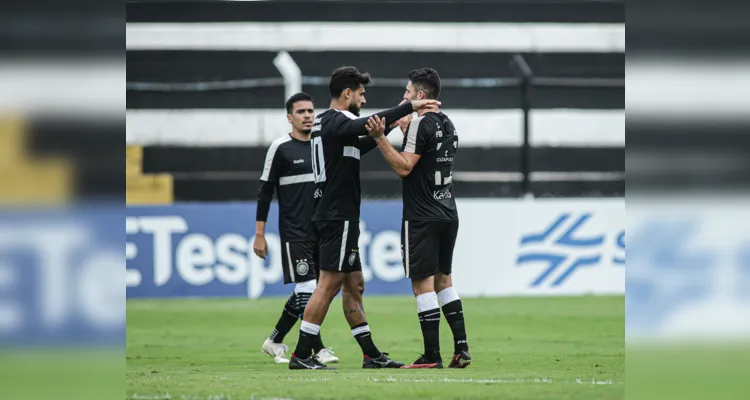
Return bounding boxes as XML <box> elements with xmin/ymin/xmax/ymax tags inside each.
<box><xmin>127</xmin><ymin>1</ymin><xmax>624</xmax><ymax>24</ymax></box>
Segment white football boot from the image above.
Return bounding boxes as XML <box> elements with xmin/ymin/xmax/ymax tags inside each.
<box><xmin>315</xmin><ymin>347</ymin><xmax>339</xmax><ymax>364</ymax></box>
<box><xmin>262</xmin><ymin>339</ymin><xmax>290</xmax><ymax>363</ymax></box>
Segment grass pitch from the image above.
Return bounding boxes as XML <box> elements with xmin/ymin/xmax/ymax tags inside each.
<box><xmin>127</xmin><ymin>296</ymin><xmax>623</xmax><ymax>400</ymax></box>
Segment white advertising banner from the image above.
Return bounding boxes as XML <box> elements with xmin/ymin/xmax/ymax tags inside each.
<box><xmin>451</xmin><ymin>198</ymin><xmax>625</xmax><ymax>296</ymax></box>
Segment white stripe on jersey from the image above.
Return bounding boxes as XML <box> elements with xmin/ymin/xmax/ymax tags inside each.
<box><xmin>343</xmin><ymin>146</ymin><xmax>360</xmax><ymax>160</ymax></box>
<box><xmin>286</xmin><ymin>242</ymin><xmax>295</xmax><ymax>283</ymax></box>
<box><xmin>279</xmin><ymin>173</ymin><xmax>315</xmax><ymax>185</ymax></box>
<box><xmin>335</xmin><ymin>109</ymin><xmax>358</xmax><ymax>120</ymax></box>
<box><xmin>404</xmin><ymin>221</ymin><xmax>410</xmax><ymax>278</ymax></box>
<box><xmin>404</xmin><ymin>115</ymin><xmax>424</xmax><ymax>153</ymax></box>
<box><xmin>260</xmin><ymin>134</ymin><xmax>292</xmax><ymax>181</ymax></box>
<box><xmin>339</xmin><ymin>220</ymin><xmax>349</xmax><ymax>271</ymax></box>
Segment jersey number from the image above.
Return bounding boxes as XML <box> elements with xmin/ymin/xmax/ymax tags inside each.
<box><xmin>311</xmin><ymin>137</ymin><xmax>327</xmax><ymax>183</ymax></box>
<box><xmin>434</xmin><ymin>170</ymin><xmax>453</xmax><ymax>186</ymax></box>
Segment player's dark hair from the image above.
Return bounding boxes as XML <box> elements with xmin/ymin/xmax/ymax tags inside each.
<box><xmin>408</xmin><ymin>68</ymin><xmax>441</xmax><ymax>99</ymax></box>
<box><xmin>329</xmin><ymin>66</ymin><xmax>371</xmax><ymax>98</ymax></box>
<box><xmin>285</xmin><ymin>92</ymin><xmax>314</xmax><ymax>114</ymax></box>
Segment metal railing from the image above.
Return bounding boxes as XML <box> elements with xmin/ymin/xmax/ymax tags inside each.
<box><xmin>127</xmin><ymin>51</ymin><xmax>624</xmax><ymax>196</ymax></box>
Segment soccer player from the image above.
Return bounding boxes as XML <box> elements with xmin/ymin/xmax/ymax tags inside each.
<box><xmin>255</xmin><ymin>92</ymin><xmax>339</xmax><ymax>365</ymax></box>
<box><xmin>365</xmin><ymin>68</ymin><xmax>471</xmax><ymax>369</ymax></box>
<box><xmin>288</xmin><ymin>66</ymin><xmax>439</xmax><ymax>370</ymax></box>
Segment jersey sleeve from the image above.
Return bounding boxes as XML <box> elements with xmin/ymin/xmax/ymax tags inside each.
<box><xmin>333</xmin><ymin>102</ymin><xmax>413</xmax><ymax>139</ymax></box>
<box><xmin>260</xmin><ymin>142</ymin><xmax>284</xmax><ymax>183</ymax></box>
<box><xmin>255</xmin><ymin>181</ymin><xmax>275</xmax><ymax>222</ymax></box>
<box><xmin>402</xmin><ymin>117</ymin><xmax>431</xmax><ymax>155</ymax></box>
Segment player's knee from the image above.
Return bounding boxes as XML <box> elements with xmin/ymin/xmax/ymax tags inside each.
<box><xmin>433</xmin><ymin>273</ymin><xmax>452</xmax><ymax>293</ymax></box>
<box><xmin>318</xmin><ymin>272</ymin><xmax>343</xmax><ymax>296</ymax></box>
<box><xmin>411</xmin><ymin>277</ymin><xmax>434</xmax><ymax>296</ymax></box>
<box><xmin>344</xmin><ymin>272</ymin><xmax>365</xmax><ymax>295</ymax></box>
<box><xmin>343</xmin><ymin>280</ymin><xmax>364</xmax><ymax>299</ymax></box>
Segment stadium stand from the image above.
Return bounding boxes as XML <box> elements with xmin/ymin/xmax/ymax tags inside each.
<box><xmin>126</xmin><ymin>0</ymin><xmax>624</xmax><ymax>201</ymax></box>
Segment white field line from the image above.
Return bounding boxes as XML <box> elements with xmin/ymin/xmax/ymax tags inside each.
<box><xmin>126</xmin><ymin>378</ymin><xmax>622</xmax><ymax>399</ymax></box>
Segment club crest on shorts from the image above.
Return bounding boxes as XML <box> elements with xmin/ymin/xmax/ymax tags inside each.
<box><xmin>348</xmin><ymin>253</ymin><xmax>357</xmax><ymax>266</ymax></box>
<box><xmin>296</xmin><ymin>260</ymin><xmax>309</xmax><ymax>276</ymax></box>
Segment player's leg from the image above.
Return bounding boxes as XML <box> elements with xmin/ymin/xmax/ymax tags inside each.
<box><xmin>299</xmin><ymin>244</ymin><xmax>338</xmax><ymax>363</ymax></box>
<box><xmin>339</xmin><ymin>221</ymin><xmax>403</xmax><ymax>368</ymax></box>
<box><xmin>261</xmin><ymin>241</ymin><xmax>301</xmax><ymax>363</ymax></box>
<box><xmin>342</xmin><ymin>271</ymin><xmax>379</xmax><ymax>357</ymax></box>
<box><xmin>289</xmin><ymin>270</ymin><xmax>342</xmax><ymax>369</ymax></box>
<box><xmin>289</xmin><ymin>221</ymin><xmax>344</xmax><ymax>370</ymax></box>
<box><xmin>434</xmin><ymin>220</ymin><xmax>471</xmax><ymax>368</ymax></box>
<box><xmin>402</xmin><ymin>220</ymin><xmax>443</xmax><ymax>369</ymax></box>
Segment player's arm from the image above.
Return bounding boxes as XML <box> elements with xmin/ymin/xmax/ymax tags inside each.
<box><xmin>254</xmin><ymin>181</ymin><xmax>275</xmax><ymax>259</ymax></box>
<box><xmin>335</xmin><ymin>100</ymin><xmax>439</xmax><ymax>139</ymax></box>
<box><xmin>366</xmin><ymin>116</ymin><xmax>422</xmax><ymax>179</ymax></box>
<box><xmin>254</xmin><ymin>144</ymin><xmax>282</xmax><ymax>259</ymax></box>
<box><xmin>358</xmin><ymin>129</ymin><xmax>394</xmax><ymax>155</ymax></box>
<box><xmin>359</xmin><ymin>100</ymin><xmax>414</xmax><ymax>155</ymax></box>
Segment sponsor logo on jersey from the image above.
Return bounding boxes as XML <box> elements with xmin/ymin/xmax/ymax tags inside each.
<box><xmin>314</xmin><ymin>189</ymin><xmax>323</xmax><ymax>198</ymax></box>
<box><xmin>433</xmin><ymin>190</ymin><xmax>452</xmax><ymax>201</ymax></box>
<box><xmin>294</xmin><ymin>159</ymin><xmax>305</xmax><ymax>164</ymax></box>
<box><xmin>436</xmin><ymin>157</ymin><xmax>454</xmax><ymax>163</ymax></box>
<box><xmin>296</xmin><ymin>260</ymin><xmax>310</xmax><ymax>276</ymax></box>
<box><xmin>313</xmin><ymin>117</ymin><xmax>322</xmax><ymax>124</ymax></box>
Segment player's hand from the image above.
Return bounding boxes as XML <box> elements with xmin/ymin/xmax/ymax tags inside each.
<box><xmin>253</xmin><ymin>234</ymin><xmax>268</xmax><ymax>259</ymax></box>
<box><xmin>366</xmin><ymin>115</ymin><xmax>387</xmax><ymax>139</ymax></box>
<box><xmin>410</xmin><ymin>99</ymin><xmax>441</xmax><ymax>111</ymax></box>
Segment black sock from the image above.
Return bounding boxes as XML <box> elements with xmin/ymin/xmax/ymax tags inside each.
<box><xmin>270</xmin><ymin>293</ymin><xmax>299</xmax><ymax>343</ymax></box>
<box><xmin>294</xmin><ymin>289</ymin><xmax>325</xmax><ymax>352</ymax></box>
<box><xmin>418</xmin><ymin>308</ymin><xmax>441</xmax><ymax>357</ymax></box>
<box><xmin>442</xmin><ymin>299</ymin><xmax>468</xmax><ymax>353</ymax></box>
<box><xmin>312</xmin><ymin>333</ymin><xmax>326</xmax><ymax>353</ymax></box>
<box><xmin>351</xmin><ymin>322</ymin><xmax>381</xmax><ymax>358</ymax></box>
<box><xmin>293</xmin><ymin>331</ymin><xmax>317</xmax><ymax>359</ymax></box>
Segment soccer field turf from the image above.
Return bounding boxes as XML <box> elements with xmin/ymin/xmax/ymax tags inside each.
<box><xmin>126</xmin><ymin>296</ymin><xmax>624</xmax><ymax>400</ymax></box>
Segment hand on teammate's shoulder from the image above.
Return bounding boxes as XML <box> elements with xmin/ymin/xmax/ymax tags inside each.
<box><xmin>411</xmin><ymin>99</ymin><xmax>441</xmax><ymax>111</ymax></box>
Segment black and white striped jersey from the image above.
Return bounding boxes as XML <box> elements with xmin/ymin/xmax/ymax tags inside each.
<box><xmin>260</xmin><ymin>133</ymin><xmax>316</xmax><ymax>241</ymax></box>
<box><xmin>401</xmin><ymin>111</ymin><xmax>459</xmax><ymax>221</ymax></box>
<box><xmin>310</xmin><ymin>103</ymin><xmax>415</xmax><ymax>221</ymax></box>
<box><xmin>310</xmin><ymin>109</ymin><xmax>370</xmax><ymax>221</ymax></box>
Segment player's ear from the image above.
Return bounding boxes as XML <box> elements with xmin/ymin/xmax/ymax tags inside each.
<box><xmin>344</xmin><ymin>88</ymin><xmax>351</xmax><ymax>100</ymax></box>
<box><xmin>287</xmin><ymin>114</ymin><xmax>293</xmax><ymax>124</ymax></box>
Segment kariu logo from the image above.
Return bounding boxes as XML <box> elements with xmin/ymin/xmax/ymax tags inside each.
<box><xmin>516</xmin><ymin>213</ymin><xmax>621</xmax><ymax>287</ymax></box>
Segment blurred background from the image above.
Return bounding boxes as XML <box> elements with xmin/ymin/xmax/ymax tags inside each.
<box><xmin>125</xmin><ymin>0</ymin><xmax>624</xmax><ymax>202</ymax></box>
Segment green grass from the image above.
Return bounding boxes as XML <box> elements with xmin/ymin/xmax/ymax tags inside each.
<box><xmin>127</xmin><ymin>296</ymin><xmax>624</xmax><ymax>400</ymax></box>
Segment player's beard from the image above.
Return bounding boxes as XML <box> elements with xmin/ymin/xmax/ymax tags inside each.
<box><xmin>347</xmin><ymin>102</ymin><xmax>361</xmax><ymax>117</ymax></box>
<box><xmin>300</xmin><ymin>128</ymin><xmax>312</xmax><ymax>135</ymax></box>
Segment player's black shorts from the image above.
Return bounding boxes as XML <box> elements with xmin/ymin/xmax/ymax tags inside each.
<box><xmin>313</xmin><ymin>220</ymin><xmax>362</xmax><ymax>273</ymax></box>
<box><xmin>401</xmin><ymin>219</ymin><xmax>459</xmax><ymax>280</ymax></box>
<box><xmin>281</xmin><ymin>240</ymin><xmax>319</xmax><ymax>284</ymax></box>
